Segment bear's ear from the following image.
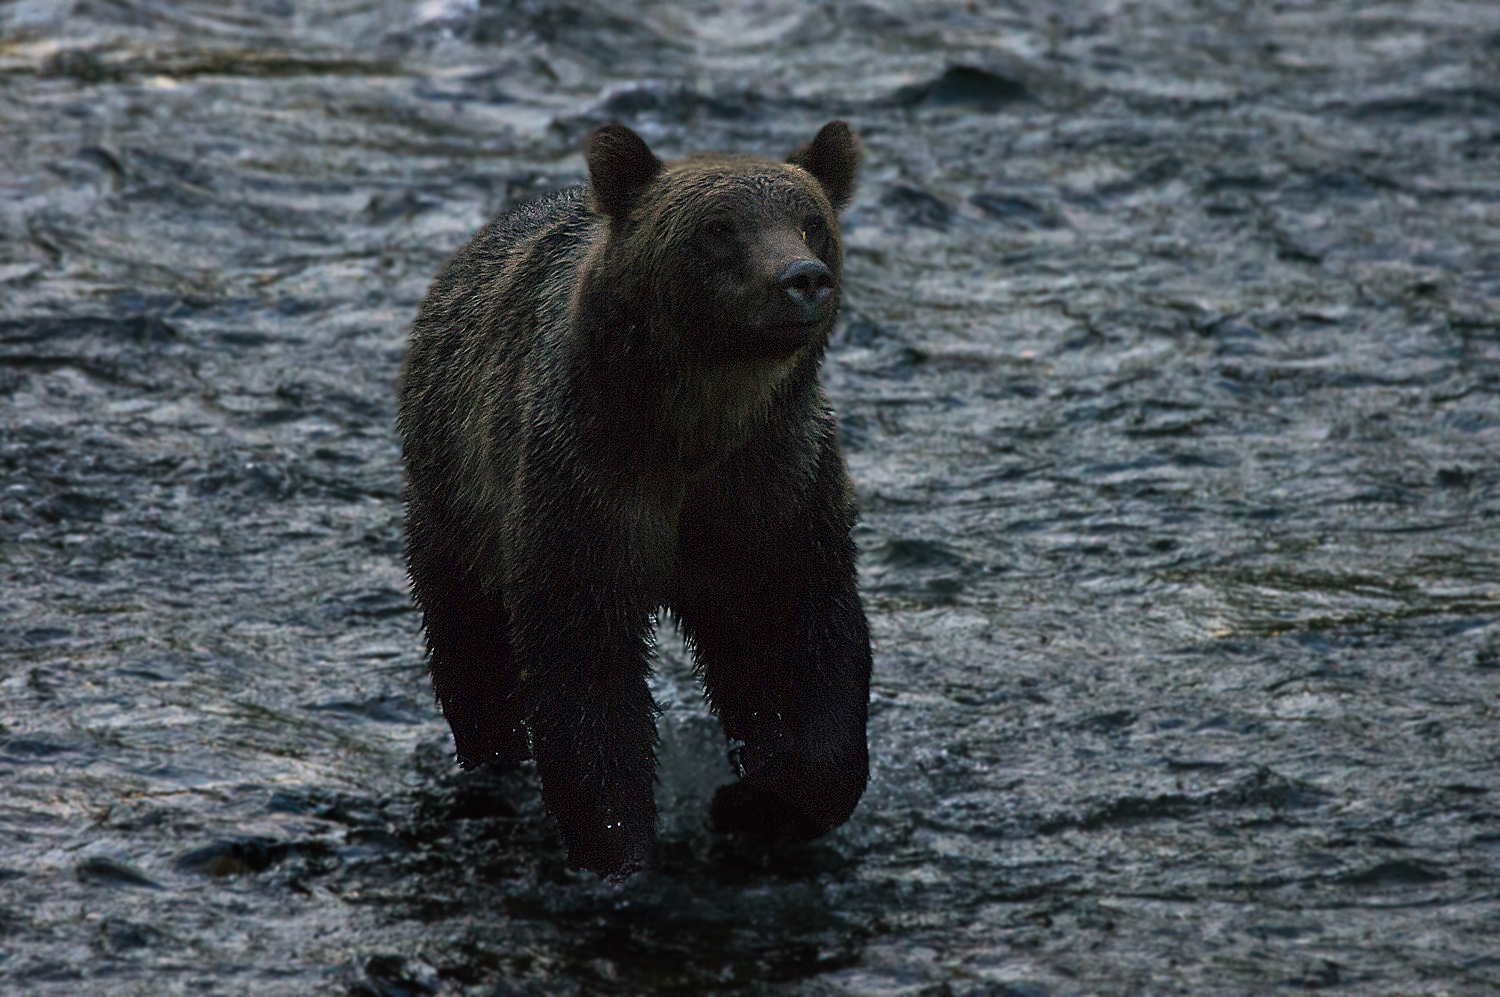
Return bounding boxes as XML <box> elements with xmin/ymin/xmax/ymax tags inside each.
<box><xmin>586</xmin><ymin>124</ymin><xmax>663</xmax><ymax>224</ymax></box>
<box><xmin>787</xmin><ymin>120</ymin><xmax>861</xmax><ymax>213</ymax></box>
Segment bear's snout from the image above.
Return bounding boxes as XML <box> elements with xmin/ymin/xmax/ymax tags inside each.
<box><xmin>777</xmin><ymin>258</ymin><xmax>835</xmax><ymax>324</ymax></box>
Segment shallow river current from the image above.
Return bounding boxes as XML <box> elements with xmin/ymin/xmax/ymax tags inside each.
<box><xmin>2</xmin><ymin>2</ymin><xmax>1499</xmax><ymax>994</ymax></box>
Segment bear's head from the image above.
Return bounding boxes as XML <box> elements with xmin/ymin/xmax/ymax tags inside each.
<box><xmin>582</xmin><ymin>121</ymin><xmax>861</xmax><ymax>363</ymax></box>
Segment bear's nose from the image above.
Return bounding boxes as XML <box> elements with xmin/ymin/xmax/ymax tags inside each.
<box><xmin>778</xmin><ymin>259</ymin><xmax>834</xmax><ymax>321</ymax></box>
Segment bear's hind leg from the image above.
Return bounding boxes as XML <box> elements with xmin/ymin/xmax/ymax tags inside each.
<box><xmin>406</xmin><ymin>514</ymin><xmax>529</xmax><ymax>769</ymax></box>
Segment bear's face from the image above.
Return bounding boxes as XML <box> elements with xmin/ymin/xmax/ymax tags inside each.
<box><xmin>641</xmin><ymin>160</ymin><xmax>843</xmax><ymax>360</ymax></box>
<box><xmin>584</xmin><ymin>123</ymin><xmax>861</xmax><ymax>364</ymax></box>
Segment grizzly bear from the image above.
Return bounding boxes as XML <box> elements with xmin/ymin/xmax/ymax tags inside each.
<box><xmin>398</xmin><ymin>121</ymin><xmax>871</xmax><ymax>880</ymax></box>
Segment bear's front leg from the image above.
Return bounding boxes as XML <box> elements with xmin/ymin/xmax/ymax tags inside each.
<box><xmin>683</xmin><ymin>577</ymin><xmax>871</xmax><ymax>844</ymax></box>
<box><xmin>678</xmin><ymin>440</ymin><xmax>876</xmax><ymax>839</ymax></box>
<box><xmin>676</xmin><ymin>435</ymin><xmax>872</xmax><ymax>844</ymax></box>
<box><xmin>511</xmin><ymin>601</ymin><xmax>660</xmax><ymax>879</ymax></box>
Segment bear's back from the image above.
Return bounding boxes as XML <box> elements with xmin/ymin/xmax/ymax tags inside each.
<box><xmin>421</xmin><ymin>185</ymin><xmax>592</xmax><ymax>329</ymax></box>
<box><xmin>401</xmin><ymin>185</ymin><xmax>597</xmax><ymax>516</ymax></box>
<box><xmin>479</xmin><ymin>185</ymin><xmax>590</xmax><ymax>258</ymax></box>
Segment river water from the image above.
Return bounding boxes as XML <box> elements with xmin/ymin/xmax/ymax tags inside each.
<box><xmin>2</xmin><ymin>1</ymin><xmax>1498</xmax><ymax>994</ymax></box>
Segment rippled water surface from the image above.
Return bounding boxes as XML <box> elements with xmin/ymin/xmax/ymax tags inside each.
<box><xmin>3</xmin><ymin>1</ymin><xmax>1499</xmax><ymax>994</ymax></box>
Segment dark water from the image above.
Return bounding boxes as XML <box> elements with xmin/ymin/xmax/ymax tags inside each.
<box><xmin>3</xmin><ymin>1</ymin><xmax>1498</xmax><ymax>993</ymax></box>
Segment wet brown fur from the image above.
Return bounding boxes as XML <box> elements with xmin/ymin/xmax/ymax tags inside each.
<box><xmin>399</xmin><ymin>121</ymin><xmax>871</xmax><ymax>880</ymax></box>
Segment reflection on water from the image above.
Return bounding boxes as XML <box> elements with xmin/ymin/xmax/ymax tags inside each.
<box><xmin>2</xmin><ymin>1</ymin><xmax>1498</xmax><ymax>994</ymax></box>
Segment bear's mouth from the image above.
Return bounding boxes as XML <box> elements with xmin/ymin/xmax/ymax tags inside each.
<box><xmin>691</xmin><ymin>319</ymin><xmax>821</xmax><ymax>364</ymax></box>
<box><xmin>752</xmin><ymin>320</ymin><xmax>821</xmax><ymax>357</ymax></box>
<box><xmin>764</xmin><ymin>319</ymin><xmax>819</xmax><ymax>334</ymax></box>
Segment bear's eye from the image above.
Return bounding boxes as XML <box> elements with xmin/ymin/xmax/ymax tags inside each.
<box><xmin>802</xmin><ymin>213</ymin><xmax>827</xmax><ymax>240</ymax></box>
<box><xmin>702</xmin><ymin>218</ymin><xmax>735</xmax><ymax>241</ymax></box>
<box><xmin>698</xmin><ymin>217</ymin><xmax>738</xmax><ymax>258</ymax></box>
